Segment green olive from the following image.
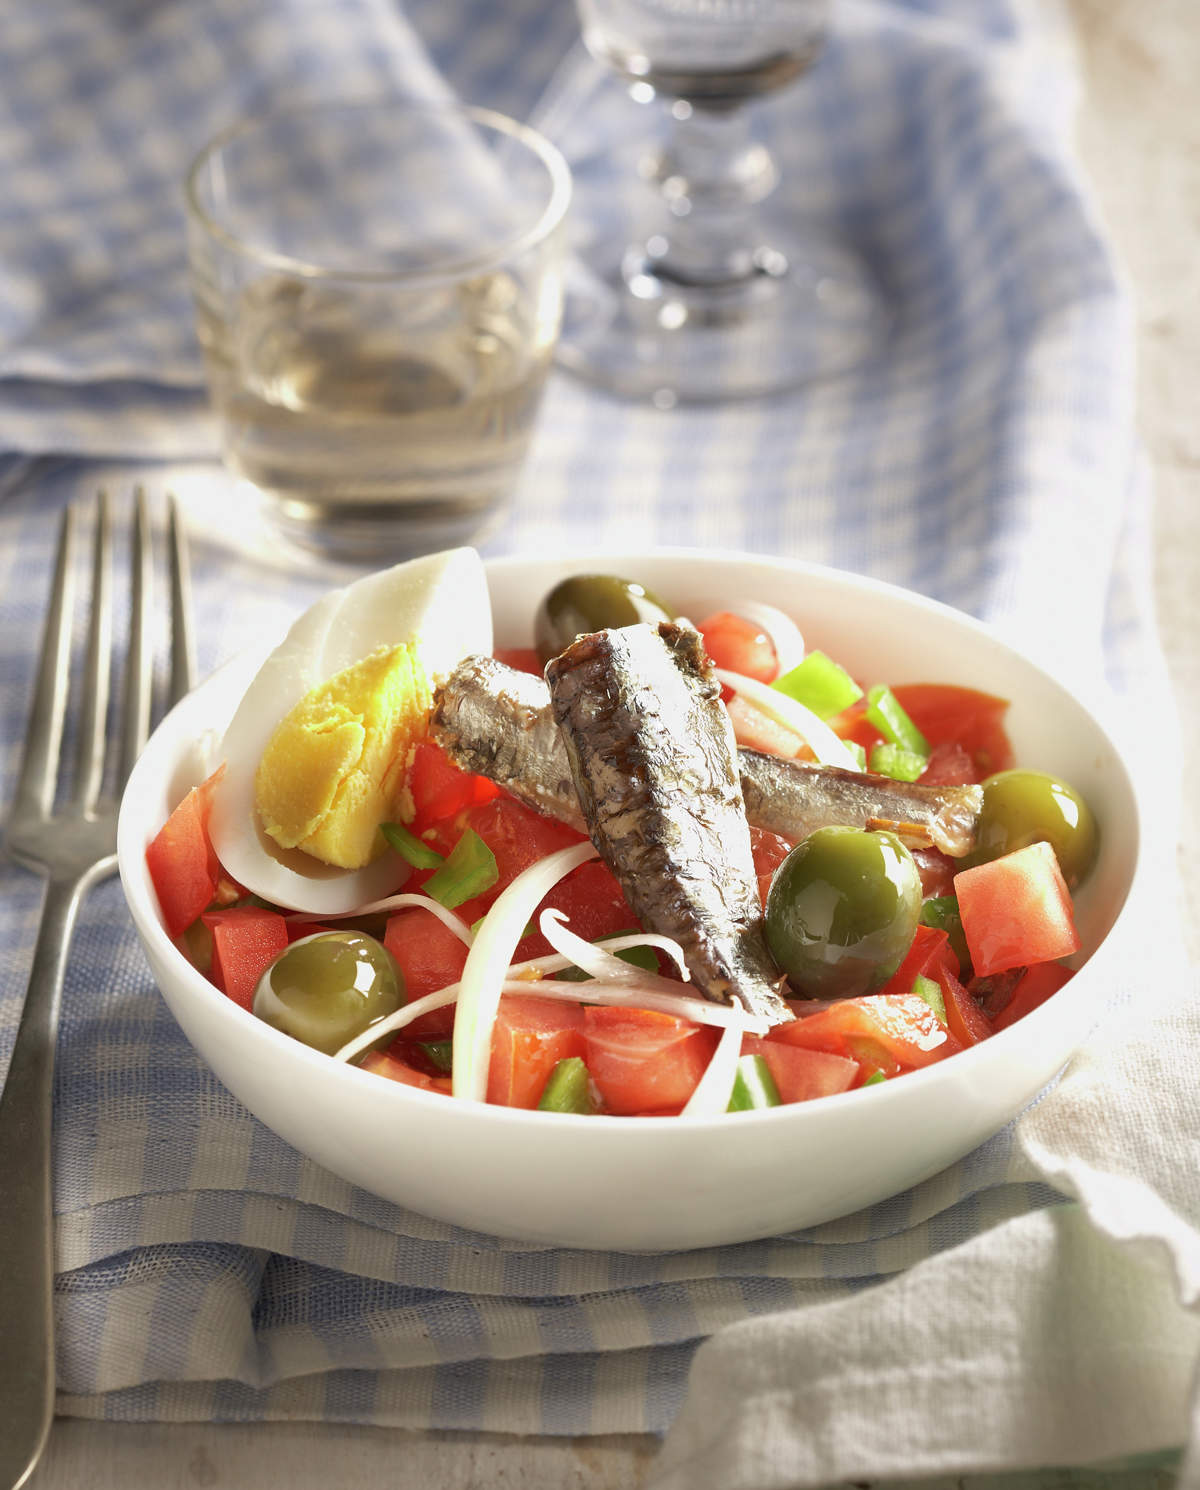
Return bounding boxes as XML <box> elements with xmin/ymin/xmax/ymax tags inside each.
<box><xmin>252</xmin><ymin>930</ymin><xmax>404</xmax><ymax>1056</ymax></box>
<box><xmin>534</xmin><ymin>574</ymin><xmax>675</xmax><ymax>662</ymax></box>
<box><xmin>765</xmin><ymin>827</ymin><xmax>922</xmax><ymax>1000</ymax></box>
<box><xmin>966</xmin><ymin>769</ymin><xmax>1098</xmax><ymax>888</ymax></box>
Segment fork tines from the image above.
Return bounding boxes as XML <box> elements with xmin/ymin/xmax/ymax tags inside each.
<box><xmin>14</xmin><ymin>489</ymin><xmax>196</xmax><ymax>825</ymax></box>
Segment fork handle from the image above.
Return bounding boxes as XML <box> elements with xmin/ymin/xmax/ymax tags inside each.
<box><xmin>0</xmin><ymin>874</ymin><xmax>86</xmax><ymax>1490</ymax></box>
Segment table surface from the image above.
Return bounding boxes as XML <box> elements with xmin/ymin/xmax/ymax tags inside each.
<box><xmin>29</xmin><ymin>1</ymin><xmax>1200</xmax><ymax>1485</ymax></box>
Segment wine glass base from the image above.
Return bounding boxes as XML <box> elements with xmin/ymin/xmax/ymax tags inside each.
<box><xmin>557</xmin><ymin>223</ymin><xmax>889</xmax><ymax>404</ymax></box>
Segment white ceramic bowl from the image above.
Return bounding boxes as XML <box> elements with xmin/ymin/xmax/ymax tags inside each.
<box><xmin>117</xmin><ymin>550</ymin><xmax>1140</xmax><ymax>1250</ymax></box>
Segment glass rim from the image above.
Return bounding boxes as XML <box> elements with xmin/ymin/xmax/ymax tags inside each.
<box><xmin>184</xmin><ymin>97</ymin><xmax>572</xmax><ymax>287</ymax></box>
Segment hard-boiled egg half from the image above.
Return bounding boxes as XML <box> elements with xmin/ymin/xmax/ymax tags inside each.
<box><xmin>208</xmin><ymin>548</ymin><xmax>492</xmax><ymax>915</ymax></box>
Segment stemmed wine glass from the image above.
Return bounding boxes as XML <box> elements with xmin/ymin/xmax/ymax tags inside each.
<box><xmin>554</xmin><ymin>0</ymin><xmax>887</xmax><ymax>404</ymax></box>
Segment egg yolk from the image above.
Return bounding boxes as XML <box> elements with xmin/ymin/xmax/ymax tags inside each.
<box><xmin>254</xmin><ymin>644</ymin><xmax>430</xmax><ymax>869</ymax></box>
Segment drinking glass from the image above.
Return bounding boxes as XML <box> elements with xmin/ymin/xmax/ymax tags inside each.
<box><xmin>185</xmin><ymin>101</ymin><xmax>571</xmax><ymax>564</ymax></box>
<box><xmin>555</xmin><ymin>0</ymin><xmax>887</xmax><ymax>404</ymax></box>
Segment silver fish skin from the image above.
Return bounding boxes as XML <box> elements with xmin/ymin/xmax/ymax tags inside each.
<box><xmin>545</xmin><ymin>622</ymin><xmax>792</xmax><ymax>1026</ymax></box>
<box><xmin>431</xmin><ymin>657</ymin><xmax>982</xmax><ymax>857</ymax></box>
<box><xmin>737</xmin><ymin>749</ymin><xmax>983</xmax><ymax>859</ymax></box>
<box><xmin>430</xmin><ymin>654</ymin><xmax>587</xmax><ymax>832</ymax></box>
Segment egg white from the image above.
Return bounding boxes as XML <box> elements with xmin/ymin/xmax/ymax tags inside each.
<box><xmin>208</xmin><ymin>547</ymin><xmax>493</xmax><ymax>915</ymax></box>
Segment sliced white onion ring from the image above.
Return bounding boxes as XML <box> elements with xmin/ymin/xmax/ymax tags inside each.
<box><xmin>333</xmin><ymin>982</ymin><xmax>463</xmax><ymax>1064</ymax></box>
<box><xmin>292</xmin><ymin>891</ymin><xmax>475</xmax><ymax>946</ymax></box>
<box><xmin>334</xmin><ymin>970</ymin><xmax>771</xmax><ymax>1069</ymax></box>
<box><xmin>522</xmin><ymin>980</ymin><xmax>768</xmax><ymax>1035</ymax></box>
<box><xmin>728</xmin><ymin>601</ymin><xmax>806</xmax><ymax>675</ymax></box>
<box><xmin>717</xmin><ymin>668</ymin><xmax>863</xmax><ymax>772</ymax></box>
<box><xmin>506</xmin><ymin>934</ymin><xmax>681</xmax><ymax>982</ymax></box>
<box><xmin>537</xmin><ymin>908</ymin><xmax>690</xmax><ymax>983</ymax></box>
<box><xmin>453</xmin><ymin>841</ymin><xmax>598</xmax><ymax>1102</ymax></box>
<box><xmin>682</xmin><ymin>1015</ymin><xmax>746</xmax><ymax>1118</ymax></box>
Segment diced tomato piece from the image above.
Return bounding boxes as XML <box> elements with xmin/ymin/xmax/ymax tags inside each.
<box><xmin>487</xmin><ymin>994</ymin><xmax>587</xmax><ymax>1109</ymax></box>
<box><xmin>407</xmin><ymin>816</ymin><xmax>467</xmax><ymax>863</ymax></box>
<box><xmin>934</xmin><ymin>963</ymin><xmax>994</xmax><ymax>1046</ymax></box>
<box><xmin>750</xmin><ymin>825</ymin><xmax>793</xmax><ymax>907</ymax></box>
<box><xmin>697</xmin><ymin>611</ymin><xmax>779</xmax><ymax>683</ymax></box>
<box><xmin>774</xmin><ymin>1011</ymin><xmax>904</xmax><ymax>1083</ymax></box>
<box><xmin>741</xmin><ymin>1033</ymin><xmax>857</xmax><ymax>1103</ymax></box>
<box><xmin>517</xmin><ymin>858</ymin><xmax>641</xmax><ymax>960</ymax></box>
<box><xmin>360</xmin><ymin>1047</ymin><xmax>450</xmax><ymax>1093</ymax></box>
<box><xmin>383</xmin><ymin>907</ymin><xmax>470</xmax><ymax>998</ymax></box>
<box><xmin>584</xmin><ymin>1006</ymin><xmax>718</xmax><ymax>1116</ymax></box>
<box><xmin>407</xmin><ymin>740</ymin><xmax>500</xmax><ymax>834</ymax></box>
<box><xmin>828</xmin><ymin>696</ymin><xmax>876</xmax><ymax>749</ymax></box>
<box><xmin>877</xmin><ymin>924</ymin><xmax>952</xmax><ymax>998</ymax></box>
<box><xmin>464</xmin><ymin>795</ymin><xmax>587</xmax><ymax>905</ymax></box>
<box><xmin>286</xmin><ymin>920</ymin><xmax>334</xmax><ymax>942</ymax></box>
<box><xmin>145</xmin><ymin>767</ymin><xmax>225</xmax><ymax>938</ymax></box>
<box><xmin>493</xmin><ymin>647</ymin><xmax>543</xmax><ymax>676</ymax></box>
<box><xmin>967</xmin><ymin>969</ymin><xmax>1020</xmax><ymax>1023</ymax></box>
<box><xmin>383</xmin><ymin>907</ymin><xmax>470</xmax><ymax>1039</ymax></box>
<box><xmin>201</xmin><ymin>904</ymin><xmax>289</xmax><ymax>1011</ymax></box>
<box><xmin>408</xmin><ymin>791</ymin><xmax>588</xmax><ymax>922</ymax></box>
<box><xmin>992</xmin><ymin>961</ymin><xmax>1073</xmax><ymax>1032</ymax></box>
<box><xmin>954</xmin><ymin>841</ymin><xmax>1080</xmax><ymax>976</ymax></box>
<box><xmin>892</xmin><ymin>684</ymin><xmax>1013</xmax><ymax>780</ymax></box>
<box><xmin>829</xmin><ymin>686</ymin><xmax>1013</xmax><ymax>784</ymax></box>
<box><xmin>919</xmin><ymin>741</ymin><xmax>977</xmax><ymax>787</ymax></box>
<box><xmin>844</xmin><ymin>1039</ymin><xmax>904</xmax><ymax>1083</ymax></box>
<box><xmin>772</xmin><ymin>993</ymin><xmax>961</xmax><ymax>1071</ymax></box>
<box><xmin>725</xmin><ymin>695</ymin><xmax>808</xmax><ymax>760</ymax></box>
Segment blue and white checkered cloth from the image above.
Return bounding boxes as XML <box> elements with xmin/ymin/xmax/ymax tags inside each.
<box><xmin>2</xmin><ymin>0</ymin><xmax>1197</xmax><ymax>1482</ymax></box>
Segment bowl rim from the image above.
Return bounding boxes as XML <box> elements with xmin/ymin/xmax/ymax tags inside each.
<box><xmin>117</xmin><ymin>545</ymin><xmax>1144</xmax><ymax>1134</ymax></box>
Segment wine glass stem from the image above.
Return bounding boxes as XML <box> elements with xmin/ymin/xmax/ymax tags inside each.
<box><xmin>638</xmin><ymin>104</ymin><xmax>779</xmax><ymax>289</ymax></box>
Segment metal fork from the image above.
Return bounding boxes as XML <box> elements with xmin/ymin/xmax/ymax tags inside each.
<box><xmin>0</xmin><ymin>489</ymin><xmax>195</xmax><ymax>1490</ymax></box>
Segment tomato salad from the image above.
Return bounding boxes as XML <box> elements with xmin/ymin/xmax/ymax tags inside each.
<box><xmin>145</xmin><ymin>573</ymin><xmax>1098</xmax><ymax>1119</ymax></box>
